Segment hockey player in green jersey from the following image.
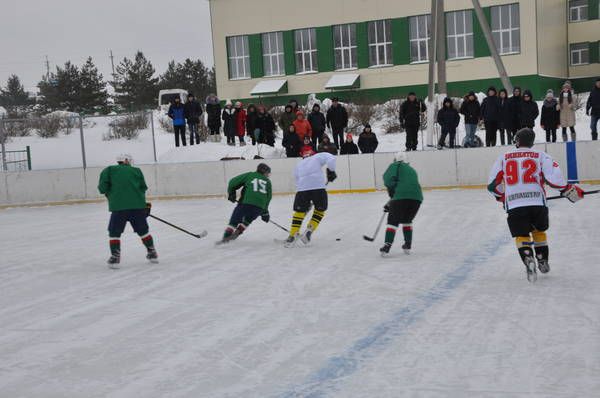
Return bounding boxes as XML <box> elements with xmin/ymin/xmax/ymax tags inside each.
<box><xmin>380</xmin><ymin>152</ymin><xmax>423</xmax><ymax>255</ymax></box>
<box><xmin>219</xmin><ymin>163</ymin><xmax>273</xmax><ymax>243</ymax></box>
<box><xmin>98</xmin><ymin>153</ymin><xmax>157</xmax><ymax>268</ymax></box>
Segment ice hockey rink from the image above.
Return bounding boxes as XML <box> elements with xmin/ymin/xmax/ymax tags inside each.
<box><xmin>1</xmin><ymin>189</ymin><xmax>599</xmax><ymax>398</ymax></box>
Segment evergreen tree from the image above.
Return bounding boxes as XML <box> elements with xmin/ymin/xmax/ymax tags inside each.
<box><xmin>158</xmin><ymin>58</ymin><xmax>216</xmax><ymax>100</ymax></box>
<box><xmin>78</xmin><ymin>57</ymin><xmax>108</xmax><ymax>113</ymax></box>
<box><xmin>0</xmin><ymin>75</ymin><xmax>30</xmax><ymax>116</ymax></box>
<box><xmin>38</xmin><ymin>61</ymin><xmax>81</xmax><ymax>112</ymax></box>
<box><xmin>113</xmin><ymin>51</ymin><xmax>159</xmax><ymax>110</ymax></box>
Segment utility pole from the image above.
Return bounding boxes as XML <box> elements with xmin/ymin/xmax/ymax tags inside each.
<box><xmin>436</xmin><ymin>0</ymin><xmax>447</xmax><ymax>95</ymax></box>
<box><xmin>426</xmin><ymin>0</ymin><xmax>438</xmax><ymax>148</ymax></box>
<box><xmin>45</xmin><ymin>55</ymin><xmax>50</xmax><ymax>80</ymax></box>
<box><xmin>109</xmin><ymin>49</ymin><xmax>116</xmax><ymax>78</ymax></box>
<box><xmin>471</xmin><ymin>0</ymin><xmax>513</xmax><ymax>93</ymax></box>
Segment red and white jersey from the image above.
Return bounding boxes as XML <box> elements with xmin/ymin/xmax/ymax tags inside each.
<box><xmin>488</xmin><ymin>148</ymin><xmax>568</xmax><ymax>210</ymax></box>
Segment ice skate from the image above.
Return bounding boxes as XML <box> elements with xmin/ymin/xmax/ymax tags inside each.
<box><xmin>537</xmin><ymin>259</ymin><xmax>550</xmax><ymax>274</ymax></box>
<box><xmin>146</xmin><ymin>249</ymin><xmax>159</xmax><ymax>264</ymax></box>
<box><xmin>300</xmin><ymin>226</ymin><xmax>313</xmax><ymax>245</ymax></box>
<box><xmin>380</xmin><ymin>243</ymin><xmax>392</xmax><ymax>256</ymax></box>
<box><xmin>107</xmin><ymin>254</ymin><xmax>120</xmax><ymax>269</ymax></box>
<box><xmin>402</xmin><ymin>242</ymin><xmax>411</xmax><ymax>255</ymax></box>
<box><xmin>284</xmin><ymin>234</ymin><xmax>299</xmax><ymax>248</ymax></box>
<box><xmin>524</xmin><ymin>256</ymin><xmax>537</xmax><ymax>282</ymax></box>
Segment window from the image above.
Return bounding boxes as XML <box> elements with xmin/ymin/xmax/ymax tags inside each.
<box><xmin>446</xmin><ymin>10</ymin><xmax>474</xmax><ymax>59</ymax></box>
<box><xmin>227</xmin><ymin>35</ymin><xmax>250</xmax><ymax>80</ymax></box>
<box><xmin>333</xmin><ymin>24</ymin><xmax>357</xmax><ymax>70</ymax></box>
<box><xmin>409</xmin><ymin>15</ymin><xmax>431</xmax><ymax>63</ymax></box>
<box><xmin>262</xmin><ymin>32</ymin><xmax>285</xmax><ymax>76</ymax></box>
<box><xmin>368</xmin><ymin>20</ymin><xmax>392</xmax><ymax>66</ymax></box>
<box><xmin>295</xmin><ymin>28</ymin><xmax>318</xmax><ymax>73</ymax></box>
<box><xmin>569</xmin><ymin>0</ymin><xmax>588</xmax><ymax>22</ymax></box>
<box><xmin>491</xmin><ymin>4</ymin><xmax>520</xmax><ymax>54</ymax></box>
<box><xmin>570</xmin><ymin>42</ymin><xmax>589</xmax><ymax>65</ymax></box>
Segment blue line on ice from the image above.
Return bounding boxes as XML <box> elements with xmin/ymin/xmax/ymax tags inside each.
<box><xmin>278</xmin><ymin>234</ymin><xmax>510</xmax><ymax>398</ymax></box>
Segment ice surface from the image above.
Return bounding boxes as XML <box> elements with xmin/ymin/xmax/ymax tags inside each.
<box><xmin>1</xmin><ymin>189</ymin><xmax>599</xmax><ymax>397</ymax></box>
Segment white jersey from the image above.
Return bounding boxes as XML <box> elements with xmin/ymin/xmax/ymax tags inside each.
<box><xmin>295</xmin><ymin>152</ymin><xmax>337</xmax><ymax>192</ymax></box>
<box><xmin>488</xmin><ymin>148</ymin><xmax>568</xmax><ymax>210</ymax></box>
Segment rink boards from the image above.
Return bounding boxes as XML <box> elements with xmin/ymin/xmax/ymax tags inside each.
<box><xmin>1</xmin><ymin>141</ymin><xmax>599</xmax><ymax>206</ymax></box>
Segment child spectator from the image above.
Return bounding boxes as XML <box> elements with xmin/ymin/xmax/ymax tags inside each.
<box><xmin>340</xmin><ymin>133</ymin><xmax>359</xmax><ymax>155</ymax></box>
<box><xmin>292</xmin><ymin>110</ymin><xmax>313</xmax><ymax>141</ymax></box>
<box><xmin>358</xmin><ymin>124</ymin><xmax>378</xmax><ymax>153</ymax></box>
<box><xmin>318</xmin><ymin>135</ymin><xmax>338</xmax><ymax>155</ymax></box>
<box><xmin>541</xmin><ymin>89</ymin><xmax>560</xmax><ymax>143</ymax></box>
<box><xmin>282</xmin><ymin>124</ymin><xmax>302</xmax><ymax>158</ymax></box>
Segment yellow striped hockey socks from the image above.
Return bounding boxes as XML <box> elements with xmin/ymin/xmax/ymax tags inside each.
<box><xmin>308</xmin><ymin>210</ymin><xmax>325</xmax><ymax>232</ymax></box>
<box><xmin>289</xmin><ymin>212</ymin><xmax>306</xmax><ymax>236</ymax></box>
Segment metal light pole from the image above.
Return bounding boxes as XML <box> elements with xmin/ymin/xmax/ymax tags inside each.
<box><xmin>436</xmin><ymin>0</ymin><xmax>447</xmax><ymax>95</ymax></box>
<box><xmin>471</xmin><ymin>0</ymin><xmax>513</xmax><ymax>93</ymax></box>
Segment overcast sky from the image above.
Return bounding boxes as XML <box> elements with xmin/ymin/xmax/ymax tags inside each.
<box><xmin>0</xmin><ymin>0</ymin><xmax>214</xmax><ymax>92</ymax></box>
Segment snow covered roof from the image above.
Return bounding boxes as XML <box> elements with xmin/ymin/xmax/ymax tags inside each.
<box><xmin>325</xmin><ymin>73</ymin><xmax>360</xmax><ymax>90</ymax></box>
<box><xmin>250</xmin><ymin>79</ymin><xmax>288</xmax><ymax>95</ymax></box>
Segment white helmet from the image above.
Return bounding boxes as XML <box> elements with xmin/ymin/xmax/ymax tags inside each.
<box><xmin>116</xmin><ymin>153</ymin><xmax>133</xmax><ymax>163</ymax></box>
<box><xmin>394</xmin><ymin>151</ymin><xmax>408</xmax><ymax>163</ymax></box>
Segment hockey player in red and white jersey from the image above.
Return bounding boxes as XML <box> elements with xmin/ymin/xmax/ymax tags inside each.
<box><xmin>488</xmin><ymin>128</ymin><xmax>584</xmax><ymax>281</ymax></box>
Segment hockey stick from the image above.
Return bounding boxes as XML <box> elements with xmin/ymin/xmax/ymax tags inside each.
<box><xmin>149</xmin><ymin>214</ymin><xmax>208</xmax><ymax>239</ymax></box>
<box><xmin>547</xmin><ymin>189</ymin><xmax>600</xmax><ymax>201</ymax></box>
<box><xmin>363</xmin><ymin>212</ymin><xmax>386</xmax><ymax>242</ymax></box>
<box><xmin>270</xmin><ymin>220</ymin><xmax>290</xmax><ymax>233</ymax></box>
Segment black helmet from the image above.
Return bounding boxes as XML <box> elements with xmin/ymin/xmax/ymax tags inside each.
<box><xmin>515</xmin><ymin>128</ymin><xmax>536</xmax><ymax>148</ymax></box>
<box><xmin>257</xmin><ymin>163</ymin><xmax>271</xmax><ymax>175</ymax></box>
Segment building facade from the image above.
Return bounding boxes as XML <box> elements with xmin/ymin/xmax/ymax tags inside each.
<box><xmin>209</xmin><ymin>0</ymin><xmax>600</xmax><ymax>103</ymax></box>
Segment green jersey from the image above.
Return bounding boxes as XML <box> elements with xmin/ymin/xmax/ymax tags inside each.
<box><xmin>98</xmin><ymin>164</ymin><xmax>148</xmax><ymax>212</ymax></box>
<box><xmin>228</xmin><ymin>172</ymin><xmax>272</xmax><ymax>210</ymax></box>
<box><xmin>383</xmin><ymin>161</ymin><xmax>423</xmax><ymax>202</ymax></box>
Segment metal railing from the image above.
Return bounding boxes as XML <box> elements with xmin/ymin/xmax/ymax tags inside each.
<box><xmin>1</xmin><ymin>146</ymin><xmax>31</xmax><ymax>172</ymax></box>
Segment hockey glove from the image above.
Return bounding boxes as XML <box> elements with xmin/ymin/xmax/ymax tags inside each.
<box><xmin>227</xmin><ymin>191</ymin><xmax>237</xmax><ymax>203</ymax></box>
<box><xmin>561</xmin><ymin>184</ymin><xmax>584</xmax><ymax>203</ymax></box>
<box><xmin>261</xmin><ymin>211</ymin><xmax>270</xmax><ymax>223</ymax></box>
<box><xmin>326</xmin><ymin>169</ymin><xmax>337</xmax><ymax>183</ymax></box>
<box><xmin>383</xmin><ymin>201</ymin><xmax>391</xmax><ymax>213</ymax></box>
<box><xmin>145</xmin><ymin>202</ymin><xmax>152</xmax><ymax>217</ymax></box>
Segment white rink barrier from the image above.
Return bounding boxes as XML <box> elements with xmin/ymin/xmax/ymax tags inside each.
<box><xmin>1</xmin><ymin>141</ymin><xmax>599</xmax><ymax>206</ymax></box>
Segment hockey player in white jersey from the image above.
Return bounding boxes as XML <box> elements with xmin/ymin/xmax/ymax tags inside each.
<box><xmin>488</xmin><ymin>128</ymin><xmax>584</xmax><ymax>281</ymax></box>
<box><xmin>284</xmin><ymin>147</ymin><xmax>337</xmax><ymax>247</ymax></box>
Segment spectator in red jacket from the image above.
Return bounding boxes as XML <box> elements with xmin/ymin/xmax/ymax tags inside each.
<box><xmin>292</xmin><ymin>110</ymin><xmax>313</xmax><ymax>141</ymax></box>
<box><xmin>234</xmin><ymin>101</ymin><xmax>247</xmax><ymax>146</ymax></box>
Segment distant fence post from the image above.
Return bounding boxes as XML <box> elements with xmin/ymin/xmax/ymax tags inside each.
<box><xmin>150</xmin><ymin>111</ymin><xmax>157</xmax><ymax>163</ymax></box>
<box><xmin>26</xmin><ymin>146</ymin><xmax>31</xmax><ymax>170</ymax></box>
<box><xmin>78</xmin><ymin>115</ymin><xmax>87</xmax><ymax>169</ymax></box>
<box><xmin>0</xmin><ymin>120</ymin><xmax>6</xmax><ymax>172</ymax></box>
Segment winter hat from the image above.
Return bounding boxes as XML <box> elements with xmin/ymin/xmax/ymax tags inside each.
<box><xmin>487</xmin><ymin>86</ymin><xmax>497</xmax><ymax>95</ymax></box>
<box><xmin>468</xmin><ymin>91</ymin><xmax>476</xmax><ymax>97</ymax></box>
<box><xmin>116</xmin><ymin>153</ymin><xmax>133</xmax><ymax>163</ymax></box>
<box><xmin>443</xmin><ymin>97</ymin><xmax>453</xmax><ymax>106</ymax></box>
<box><xmin>296</xmin><ymin>110</ymin><xmax>304</xmax><ymax>117</ymax></box>
<box><xmin>312</xmin><ymin>103</ymin><xmax>321</xmax><ymax>110</ymax></box>
<box><xmin>563</xmin><ymin>80</ymin><xmax>572</xmax><ymax>89</ymax></box>
<box><xmin>546</xmin><ymin>89</ymin><xmax>554</xmax><ymax>97</ymax></box>
<box><xmin>513</xmin><ymin>86</ymin><xmax>522</xmax><ymax>94</ymax></box>
<box><xmin>394</xmin><ymin>151</ymin><xmax>408</xmax><ymax>163</ymax></box>
<box><xmin>235</xmin><ymin>101</ymin><xmax>242</xmax><ymax>108</ymax></box>
<box><xmin>225</xmin><ymin>99</ymin><xmax>233</xmax><ymax>106</ymax></box>
<box><xmin>285</xmin><ymin>104</ymin><xmax>293</xmax><ymax>111</ymax></box>
<box><xmin>346</xmin><ymin>133</ymin><xmax>354</xmax><ymax>141</ymax></box>
<box><xmin>408</xmin><ymin>91</ymin><xmax>416</xmax><ymax>97</ymax></box>
<box><xmin>523</xmin><ymin>90</ymin><xmax>533</xmax><ymax>98</ymax></box>
<box><xmin>332</xmin><ymin>97</ymin><xmax>339</xmax><ymax>102</ymax></box>
<box><xmin>187</xmin><ymin>92</ymin><xmax>194</xmax><ymax>98</ymax></box>
<box><xmin>363</xmin><ymin>123</ymin><xmax>372</xmax><ymax>131</ymax></box>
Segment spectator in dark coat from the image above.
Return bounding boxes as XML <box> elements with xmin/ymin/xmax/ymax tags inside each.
<box><xmin>326</xmin><ymin>97</ymin><xmax>349</xmax><ymax>149</ymax></box>
<box><xmin>480</xmin><ymin>86</ymin><xmax>500</xmax><ymax>147</ymax></box>
<box><xmin>437</xmin><ymin>97</ymin><xmax>460</xmax><ymax>149</ymax></box>
<box><xmin>318</xmin><ymin>135</ymin><xmax>338</xmax><ymax>155</ymax></box>
<box><xmin>278</xmin><ymin>104</ymin><xmax>296</xmax><ymax>134</ymax></box>
<box><xmin>246</xmin><ymin>104</ymin><xmax>259</xmax><ymax>145</ymax></box>
<box><xmin>205</xmin><ymin>94</ymin><xmax>221</xmax><ymax>142</ymax></box>
<box><xmin>541</xmin><ymin>89</ymin><xmax>560</xmax><ymax>143</ymax></box>
<box><xmin>586</xmin><ymin>78</ymin><xmax>600</xmax><ymax>141</ymax></box>
<box><xmin>168</xmin><ymin>97</ymin><xmax>186</xmax><ymax>147</ymax></box>
<box><xmin>308</xmin><ymin>103</ymin><xmax>327</xmax><ymax>148</ymax></box>
<box><xmin>282</xmin><ymin>124</ymin><xmax>302</xmax><ymax>158</ymax></box>
<box><xmin>400</xmin><ymin>92</ymin><xmax>426</xmax><ymax>151</ymax></box>
<box><xmin>222</xmin><ymin>100</ymin><xmax>237</xmax><ymax>146</ymax></box>
<box><xmin>256</xmin><ymin>105</ymin><xmax>276</xmax><ymax>146</ymax></box>
<box><xmin>289</xmin><ymin>99</ymin><xmax>300</xmax><ymax>114</ymax></box>
<box><xmin>519</xmin><ymin>90</ymin><xmax>539</xmax><ymax>129</ymax></box>
<box><xmin>507</xmin><ymin>86</ymin><xmax>523</xmax><ymax>143</ymax></box>
<box><xmin>340</xmin><ymin>133</ymin><xmax>359</xmax><ymax>155</ymax></box>
<box><xmin>184</xmin><ymin>93</ymin><xmax>203</xmax><ymax>145</ymax></box>
<box><xmin>460</xmin><ymin>91</ymin><xmax>481</xmax><ymax>147</ymax></box>
<box><xmin>358</xmin><ymin>124</ymin><xmax>378</xmax><ymax>153</ymax></box>
<box><xmin>498</xmin><ymin>89</ymin><xmax>512</xmax><ymax>145</ymax></box>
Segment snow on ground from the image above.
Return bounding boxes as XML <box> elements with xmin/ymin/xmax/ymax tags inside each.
<box><xmin>1</xmin><ymin>189</ymin><xmax>599</xmax><ymax>397</ymax></box>
<box><xmin>3</xmin><ymin>95</ymin><xmax>596</xmax><ymax>170</ymax></box>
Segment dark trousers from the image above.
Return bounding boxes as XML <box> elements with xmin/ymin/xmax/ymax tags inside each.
<box><xmin>312</xmin><ymin>130</ymin><xmax>324</xmax><ymax>150</ymax></box>
<box><xmin>188</xmin><ymin>122</ymin><xmax>200</xmax><ymax>145</ymax></box>
<box><xmin>508</xmin><ymin>128</ymin><xmax>517</xmax><ymax>145</ymax></box>
<box><xmin>405</xmin><ymin>125</ymin><xmax>419</xmax><ymax>151</ymax></box>
<box><xmin>484</xmin><ymin>121</ymin><xmax>498</xmax><ymax>147</ymax></box>
<box><xmin>387</xmin><ymin>199</ymin><xmax>421</xmax><ymax>226</ymax></box>
<box><xmin>229</xmin><ymin>203</ymin><xmax>263</xmax><ymax>227</ymax></box>
<box><xmin>331</xmin><ymin>128</ymin><xmax>344</xmax><ymax>149</ymax></box>
<box><xmin>562</xmin><ymin>126</ymin><xmax>576</xmax><ymax>142</ymax></box>
<box><xmin>545</xmin><ymin>129</ymin><xmax>557</xmax><ymax>143</ymax></box>
<box><xmin>498</xmin><ymin>129</ymin><xmax>507</xmax><ymax>145</ymax></box>
<box><xmin>108</xmin><ymin>209</ymin><xmax>149</xmax><ymax>237</ymax></box>
<box><xmin>174</xmin><ymin>125</ymin><xmax>186</xmax><ymax>147</ymax></box>
<box><xmin>438</xmin><ymin>127</ymin><xmax>456</xmax><ymax>148</ymax></box>
<box><xmin>209</xmin><ymin>126</ymin><xmax>220</xmax><ymax>135</ymax></box>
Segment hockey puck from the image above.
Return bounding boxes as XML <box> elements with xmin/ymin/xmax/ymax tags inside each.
<box><xmin>336</xmin><ymin>238</ymin><xmax>341</xmax><ymax>241</ymax></box>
